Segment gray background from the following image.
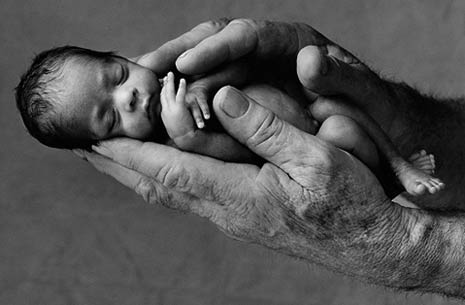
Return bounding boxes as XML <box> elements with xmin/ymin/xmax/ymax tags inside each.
<box><xmin>1</xmin><ymin>0</ymin><xmax>465</xmax><ymax>304</ymax></box>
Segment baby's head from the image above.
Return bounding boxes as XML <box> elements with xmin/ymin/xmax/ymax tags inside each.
<box><xmin>15</xmin><ymin>46</ymin><xmax>163</xmax><ymax>149</ymax></box>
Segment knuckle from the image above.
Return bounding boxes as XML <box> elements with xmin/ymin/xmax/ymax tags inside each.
<box><xmin>198</xmin><ymin>18</ymin><xmax>230</xmax><ymax>32</ymax></box>
<box><xmin>125</xmin><ymin>155</ymin><xmax>140</xmax><ymax>171</ymax></box>
<box><xmin>315</xmin><ymin>146</ymin><xmax>338</xmax><ymax>170</ymax></box>
<box><xmin>230</xmin><ymin>18</ymin><xmax>256</xmax><ymax>29</ymax></box>
<box><xmin>134</xmin><ymin>177</ymin><xmax>158</xmax><ymax>203</ymax></box>
<box><xmin>159</xmin><ymin>162</ymin><xmax>190</xmax><ymax>190</ymax></box>
<box><xmin>247</xmin><ymin>111</ymin><xmax>285</xmax><ymax>150</ymax></box>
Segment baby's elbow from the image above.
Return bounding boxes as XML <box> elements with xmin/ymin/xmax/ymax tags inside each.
<box><xmin>172</xmin><ymin>131</ymin><xmax>205</xmax><ymax>152</ymax></box>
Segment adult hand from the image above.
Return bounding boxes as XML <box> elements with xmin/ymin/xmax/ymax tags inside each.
<box><xmin>137</xmin><ymin>19</ymin><xmax>392</xmax><ymax>125</ymax></box>
<box><xmin>144</xmin><ymin>18</ymin><xmax>463</xmax><ymax>210</ymax></box>
<box><xmin>76</xmin><ymin>86</ymin><xmax>465</xmax><ymax>297</ymax></box>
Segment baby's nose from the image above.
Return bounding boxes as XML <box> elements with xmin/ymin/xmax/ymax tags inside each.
<box><xmin>120</xmin><ymin>89</ymin><xmax>138</xmax><ymax>112</ymax></box>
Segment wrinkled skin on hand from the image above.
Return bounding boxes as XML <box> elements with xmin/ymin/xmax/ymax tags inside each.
<box><xmin>157</xmin><ymin>18</ymin><xmax>465</xmax><ymax>210</ymax></box>
<box><xmin>82</xmin><ymin>87</ymin><xmax>399</xmax><ymax>276</ymax></box>
<box><xmin>79</xmin><ymin>19</ymin><xmax>465</xmax><ymax>297</ymax></box>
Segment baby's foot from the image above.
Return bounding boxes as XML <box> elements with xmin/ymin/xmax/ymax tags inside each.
<box><xmin>397</xmin><ymin>151</ymin><xmax>445</xmax><ymax>196</ymax></box>
<box><xmin>409</xmin><ymin>150</ymin><xmax>436</xmax><ymax>175</ymax></box>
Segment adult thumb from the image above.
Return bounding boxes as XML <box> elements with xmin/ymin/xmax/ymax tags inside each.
<box><xmin>212</xmin><ymin>86</ymin><xmax>334</xmax><ymax>174</ymax></box>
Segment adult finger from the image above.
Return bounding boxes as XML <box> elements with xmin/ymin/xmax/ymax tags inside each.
<box><xmin>91</xmin><ymin>138</ymin><xmax>260</xmax><ymax>204</ymax></box>
<box><xmin>137</xmin><ymin>19</ymin><xmax>230</xmax><ymax>75</ymax></box>
<box><xmin>73</xmin><ymin>149</ymin><xmax>212</xmax><ymax>214</ymax></box>
<box><xmin>296</xmin><ymin>45</ymin><xmax>381</xmax><ymax>102</ymax></box>
<box><xmin>295</xmin><ymin>45</ymin><xmax>396</xmax><ymax>126</ymax></box>
<box><xmin>176</xmin><ymin>19</ymin><xmax>331</xmax><ymax>75</ymax></box>
<box><xmin>212</xmin><ymin>86</ymin><xmax>342</xmax><ymax>186</ymax></box>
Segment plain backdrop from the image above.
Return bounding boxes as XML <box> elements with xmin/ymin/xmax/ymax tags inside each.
<box><xmin>1</xmin><ymin>0</ymin><xmax>465</xmax><ymax>304</ymax></box>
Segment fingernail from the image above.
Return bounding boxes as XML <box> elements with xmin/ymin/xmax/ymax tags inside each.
<box><xmin>220</xmin><ymin>87</ymin><xmax>249</xmax><ymax>118</ymax></box>
<box><xmin>179</xmin><ymin>49</ymin><xmax>191</xmax><ymax>58</ymax></box>
<box><xmin>73</xmin><ymin>149</ymin><xmax>85</xmax><ymax>159</ymax></box>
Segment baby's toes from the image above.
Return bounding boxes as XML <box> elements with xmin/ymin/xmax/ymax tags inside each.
<box><xmin>417</xmin><ymin>163</ymin><xmax>434</xmax><ymax>175</ymax></box>
<box><xmin>430</xmin><ymin>178</ymin><xmax>445</xmax><ymax>191</ymax></box>
<box><xmin>409</xmin><ymin>150</ymin><xmax>423</xmax><ymax>161</ymax></box>
<box><xmin>423</xmin><ymin>179</ymin><xmax>444</xmax><ymax>194</ymax></box>
<box><xmin>411</xmin><ymin>154</ymin><xmax>436</xmax><ymax>174</ymax></box>
<box><xmin>430</xmin><ymin>154</ymin><xmax>436</xmax><ymax>167</ymax></box>
<box><xmin>412</xmin><ymin>182</ymin><xmax>427</xmax><ymax>195</ymax></box>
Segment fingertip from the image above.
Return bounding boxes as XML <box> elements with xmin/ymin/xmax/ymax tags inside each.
<box><xmin>199</xmin><ymin>103</ymin><xmax>210</xmax><ymax>119</ymax></box>
<box><xmin>297</xmin><ymin>46</ymin><xmax>328</xmax><ymax>88</ymax></box>
<box><xmin>178</xmin><ymin>78</ymin><xmax>187</xmax><ymax>90</ymax></box>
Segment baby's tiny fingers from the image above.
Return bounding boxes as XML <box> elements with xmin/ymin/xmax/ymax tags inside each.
<box><xmin>190</xmin><ymin>103</ymin><xmax>205</xmax><ymax>129</ymax></box>
<box><xmin>165</xmin><ymin>72</ymin><xmax>176</xmax><ymax>97</ymax></box>
<box><xmin>176</xmin><ymin>78</ymin><xmax>187</xmax><ymax>103</ymax></box>
<box><xmin>198</xmin><ymin>97</ymin><xmax>210</xmax><ymax>120</ymax></box>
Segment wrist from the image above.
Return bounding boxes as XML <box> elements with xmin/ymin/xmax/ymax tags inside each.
<box><xmin>272</xmin><ymin>191</ymin><xmax>446</xmax><ymax>291</ymax></box>
<box><xmin>171</xmin><ymin>130</ymin><xmax>203</xmax><ymax>151</ymax></box>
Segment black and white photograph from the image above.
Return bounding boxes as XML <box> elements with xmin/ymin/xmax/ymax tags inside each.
<box><xmin>2</xmin><ymin>0</ymin><xmax>465</xmax><ymax>304</ymax></box>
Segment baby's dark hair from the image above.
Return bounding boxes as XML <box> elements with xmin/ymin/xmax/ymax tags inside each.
<box><xmin>15</xmin><ymin>45</ymin><xmax>117</xmax><ymax>149</ymax></box>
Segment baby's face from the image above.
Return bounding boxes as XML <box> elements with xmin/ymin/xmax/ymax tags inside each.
<box><xmin>56</xmin><ymin>56</ymin><xmax>161</xmax><ymax>141</ymax></box>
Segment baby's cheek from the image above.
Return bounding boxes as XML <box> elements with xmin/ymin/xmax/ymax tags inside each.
<box><xmin>125</xmin><ymin>118</ymin><xmax>153</xmax><ymax>140</ymax></box>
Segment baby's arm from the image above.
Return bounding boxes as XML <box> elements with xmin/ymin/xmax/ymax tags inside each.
<box><xmin>161</xmin><ymin>72</ymin><xmax>257</xmax><ymax>162</ymax></box>
<box><xmin>184</xmin><ymin>60</ymin><xmax>250</xmax><ymax>128</ymax></box>
<box><xmin>310</xmin><ymin>98</ymin><xmax>445</xmax><ymax>196</ymax></box>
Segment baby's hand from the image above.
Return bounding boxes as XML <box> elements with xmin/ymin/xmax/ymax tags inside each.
<box><xmin>160</xmin><ymin>72</ymin><xmax>195</xmax><ymax>139</ymax></box>
<box><xmin>185</xmin><ymin>82</ymin><xmax>211</xmax><ymax>129</ymax></box>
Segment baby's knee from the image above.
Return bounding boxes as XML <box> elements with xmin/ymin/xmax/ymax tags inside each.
<box><xmin>309</xmin><ymin>98</ymin><xmax>349</xmax><ymax>122</ymax></box>
<box><xmin>318</xmin><ymin>115</ymin><xmax>362</xmax><ymax>143</ymax></box>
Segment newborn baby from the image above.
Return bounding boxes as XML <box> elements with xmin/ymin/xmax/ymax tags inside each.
<box><xmin>15</xmin><ymin>46</ymin><xmax>444</xmax><ymax>196</ymax></box>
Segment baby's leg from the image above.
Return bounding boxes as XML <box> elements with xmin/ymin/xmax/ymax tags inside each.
<box><xmin>311</xmin><ymin>98</ymin><xmax>445</xmax><ymax>196</ymax></box>
<box><xmin>317</xmin><ymin>115</ymin><xmax>379</xmax><ymax>170</ymax></box>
